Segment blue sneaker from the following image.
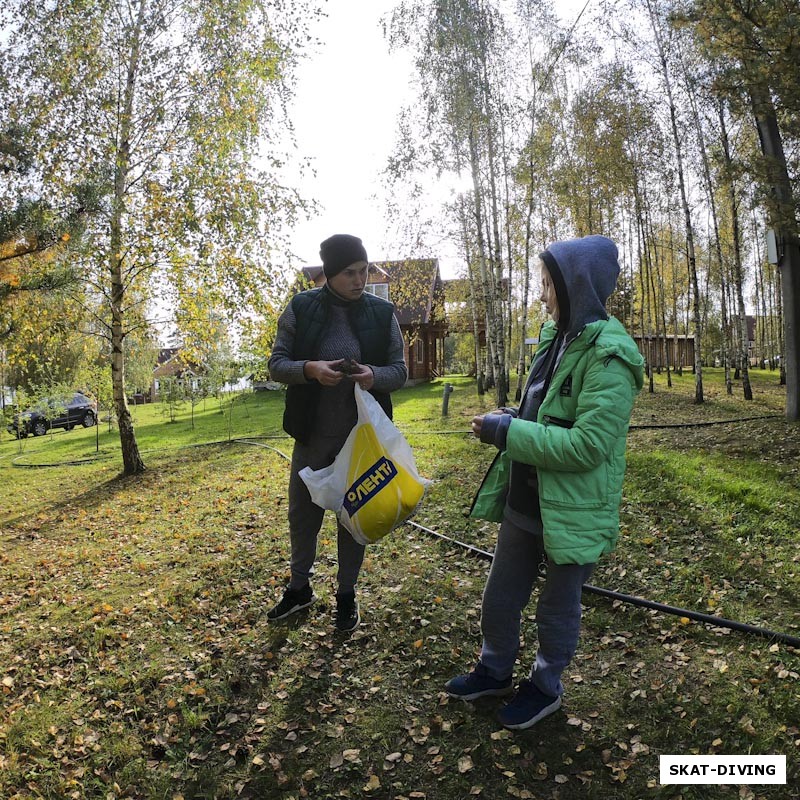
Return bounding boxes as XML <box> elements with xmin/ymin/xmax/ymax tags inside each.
<box><xmin>497</xmin><ymin>679</ymin><xmax>562</xmax><ymax>730</ymax></box>
<box><xmin>445</xmin><ymin>663</ymin><xmax>513</xmax><ymax>700</ymax></box>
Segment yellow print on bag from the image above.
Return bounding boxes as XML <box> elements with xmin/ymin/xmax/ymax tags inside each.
<box><xmin>343</xmin><ymin>456</ymin><xmax>398</xmax><ymax>516</ymax></box>
<box><xmin>344</xmin><ymin>421</ymin><xmax>426</xmax><ymax>543</ymax></box>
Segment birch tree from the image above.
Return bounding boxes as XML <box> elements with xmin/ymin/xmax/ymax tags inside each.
<box><xmin>1</xmin><ymin>0</ymin><xmax>313</xmax><ymax>472</ymax></box>
<box><xmin>644</xmin><ymin>0</ymin><xmax>705</xmax><ymax>402</ymax></box>
<box><xmin>388</xmin><ymin>0</ymin><xmax>512</xmax><ymax>405</ymax></box>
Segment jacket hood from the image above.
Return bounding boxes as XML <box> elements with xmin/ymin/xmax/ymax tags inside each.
<box><xmin>541</xmin><ymin>235</ymin><xmax>620</xmax><ymax>338</ymax></box>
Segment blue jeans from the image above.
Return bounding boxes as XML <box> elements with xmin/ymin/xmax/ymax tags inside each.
<box><xmin>479</xmin><ymin>516</ymin><xmax>595</xmax><ymax>697</ymax></box>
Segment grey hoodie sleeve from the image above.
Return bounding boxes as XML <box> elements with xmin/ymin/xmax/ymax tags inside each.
<box><xmin>369</xmin><ymin>314</ymin><xmax>408</xmax><ymax>393</ymax></box>
<box><xmin>267</xmin><ymin>304</ymin><xmax>309</xmax><ymax>385</ymax></box>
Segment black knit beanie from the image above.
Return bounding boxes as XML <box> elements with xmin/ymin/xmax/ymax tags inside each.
<box><xmin>319</xmin><ymin>234</ymin><xmax>368</xmax><ymax>278</ymax></box>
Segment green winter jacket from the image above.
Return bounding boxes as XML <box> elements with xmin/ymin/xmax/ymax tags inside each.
<box><xmin>471</xmin><ymin>316</ymin><xmax>644</xmax><ymax>565</ymax></box>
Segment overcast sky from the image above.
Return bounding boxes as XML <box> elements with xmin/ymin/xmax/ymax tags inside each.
<box><xmin>282</xmin><ymin>0</ymin><xmax>590</xmax><ymax>277</ymax></box>
<box><xmin>281</xmin><ymin>0</ymin><xmax>416</xmax><ymax>270</ymax></box>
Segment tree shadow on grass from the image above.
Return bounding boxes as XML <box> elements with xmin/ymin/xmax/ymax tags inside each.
<box><xmin>181</xmin><ymin>605</ymin><xmax>375</xmax><ymax>798</ymax></box>
<box><xmin>2</xmin><ymin>442</ymin><xmax>271</xmax><ymax>538</ymax></box>
<box><xmin>2</xmin><ymin>466</ymin><xmax>169</xmax><ymax>534</ymax></box>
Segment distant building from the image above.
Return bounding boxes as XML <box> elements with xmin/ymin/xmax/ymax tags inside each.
<box><xmin>132</xmin><ymin>348</ymin><xmax>204</xmax><ymax>402</ymax></box>
<box><xmin>633</xmin><ymin>334</ymin><xmax>695</xmax><ymax>369</ymax></box>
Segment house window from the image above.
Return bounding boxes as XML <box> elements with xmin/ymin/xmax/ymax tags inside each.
<box><xmin>415</xmin><ymin>339</ymin><xmax>424</xmax><ymax>363</ymax></box>
<box><xmin>365</xmin><ymin>282</ymin><xmax>389</xmax><ymax>301</ymax></box>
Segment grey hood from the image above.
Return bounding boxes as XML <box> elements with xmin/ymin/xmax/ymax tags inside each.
<box><xmin>540</xmin><ymin>234</ymin><xmax>620</xmax><ymax>338</ymax></box>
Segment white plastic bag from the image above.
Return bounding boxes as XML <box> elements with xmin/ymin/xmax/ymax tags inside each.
<box><xmin>299</xmin><ymin>384</ymin><xmax>428</xmax><ymax>545</ymax></box>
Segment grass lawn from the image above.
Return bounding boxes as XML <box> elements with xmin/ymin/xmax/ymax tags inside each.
<box><xmin>1</xmin><ymin>369</ymin><xmax>798</xmax><ymax>799</ymax></box>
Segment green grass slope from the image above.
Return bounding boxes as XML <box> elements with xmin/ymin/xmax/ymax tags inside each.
<box><xmin>1</xmin><ymin>369</ymin><xmax>797</xmax><ymax>799</ymax></box>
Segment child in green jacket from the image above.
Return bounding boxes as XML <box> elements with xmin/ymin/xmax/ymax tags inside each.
<box><xmin>446</xmin><ymin>235</ymin><xmax>644</xmax><ymax>730</ymax></box>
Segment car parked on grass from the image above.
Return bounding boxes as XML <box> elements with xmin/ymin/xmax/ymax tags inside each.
<box><xmin>7</xmin><ymin>391</ymin><xmax>98</xmax><ymax>438</ymax></box>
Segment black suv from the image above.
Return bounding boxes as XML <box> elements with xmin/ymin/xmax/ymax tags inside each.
<box><xmin>7</xmin><ymin>392</ymin><xmax>97</xmax><ymax>438</ymax></box>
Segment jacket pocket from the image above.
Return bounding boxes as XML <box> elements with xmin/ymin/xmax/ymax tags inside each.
<box><xmin>539</xmin><ymin>462</ymin><xmax>608</xmax><ymax>509</ymax></box>
<box><xmin>284</xmin><ymin>383</ymin><xmax>321</xmax><ymax>444</ymax></box>
<box><xmin>542</xmin><ymin>414</ymin><xmax>574</xmax><ymax>429</ymax></box>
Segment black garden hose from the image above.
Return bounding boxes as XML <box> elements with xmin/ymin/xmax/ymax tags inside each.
<box><xmin>629</xmin><ymin>414</ymin><xmax>781</xmax><ymax>430</ymax></box>
<box><xmin>10</xmin><ymin>431</ymin><xmax>798</xmax><ymax>648</ymax></box>
<box><xmin>405</xmin><ymin>520</ymin><xmax>800</xmax><ymax>648</ymax></box>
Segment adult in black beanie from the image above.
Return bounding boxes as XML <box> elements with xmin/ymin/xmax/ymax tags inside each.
<box><xmin>320</xmin><ymin>234</ymin><xmax>368</xmax><ymax>279</ymax></box>
<box><xmin>267</xmin><ymin>232</ymin><xmax>407</xmax><ymax>634</ymax></box>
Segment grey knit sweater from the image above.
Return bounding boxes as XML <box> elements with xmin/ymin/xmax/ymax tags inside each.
<box><xmin>268</xmin><ymin>298</ymin><xmax>407</xmax><ymax>440</ymax></box>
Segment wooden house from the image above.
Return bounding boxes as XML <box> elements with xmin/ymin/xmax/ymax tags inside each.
<box><xmin>148</xmin><ymin>348</ymin><xmax>203</xmax><ymax>401</ymax></box>
<box><xmin>633</xmin><ymin>333</ymin><xmax>695</xmax><ymax>369</ymax></box>
<box><xmin>299</xmin><ymin>258</ymin><xmax>447</xmax><ymax>383</ymax></box>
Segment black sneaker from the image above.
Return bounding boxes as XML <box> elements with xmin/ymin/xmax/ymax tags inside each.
<box><xmin>267</xmin><ymin>584</ymin><xmax>316</xmax><ymax>621</ymax></box>
<box><xmin>445</xmin><ymin>662</ymin><xmax>513</xmax><ymax>700</ymax></box>
<box><xmin>335</xmin><ymin>591</ymin><xmax>360</xmax><ymax>632</ymax></box>
<box><xmin>497</xmin><ymin>679</ymin><xmax>562</xmax><ymax>730</ymax></box>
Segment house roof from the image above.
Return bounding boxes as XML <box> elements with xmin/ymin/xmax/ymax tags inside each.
<box><xmin>152</xmin><ymin>347</ymin><xmax>202</xmax><ymax>379</ymax></box>
<box><xmin>376</xmin><ymin>259</ymin><xmax>442</xmax><ymax>326</ymax></box>
<box><xmin>301</xmin><ymin>266</ymin><xmax>323</xmax><ymax>284</ymax></box>
<box><xmin>299</xmin><ymin>259</ymin><xmax>444</xmax><ymax>328</ymax></box>
<box><xmin>156</xmin><ymin>347</ymin><xmax>181</xmax><ymax>366</ymax></box>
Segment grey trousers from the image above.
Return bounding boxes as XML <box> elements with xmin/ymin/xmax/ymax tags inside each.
<box><xmin>480</xmin><ymin>516</ymin><xmax>595</xmax><ymax>697</ymax></box>
<box><xmin>287</xmin><ymin>436</ymin><xmax>365</xmax><ymax>593</ymax></box>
